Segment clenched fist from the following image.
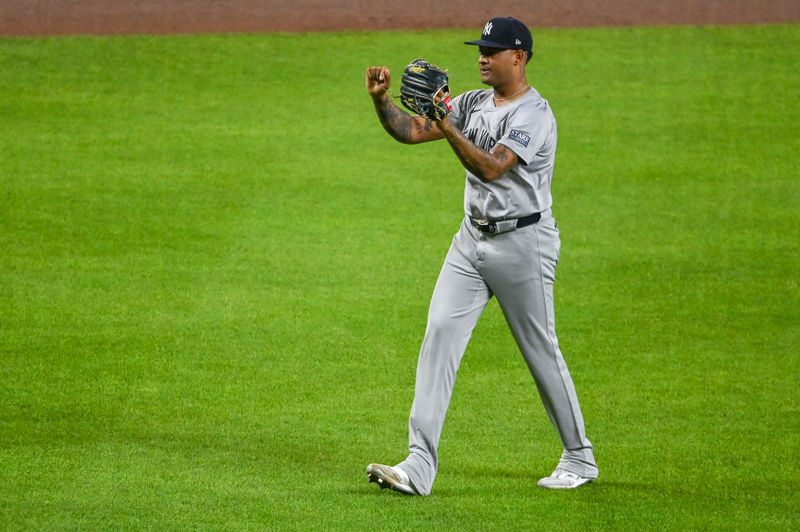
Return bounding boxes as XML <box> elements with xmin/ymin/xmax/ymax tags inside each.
<box><xmin>365</xmin><ymin>66</ymin><xmax>392</xmax><ymax>100</ymax></box>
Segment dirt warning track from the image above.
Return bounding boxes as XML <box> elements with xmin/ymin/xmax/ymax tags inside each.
<box><xmin>1</xmin><ymin>0</ymin><xmax>798</xmax><ymax>37</ymax></box>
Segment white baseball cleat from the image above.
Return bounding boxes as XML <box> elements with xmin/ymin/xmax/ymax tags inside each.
<box><xmin>366</xmin><ymin>463</ymin><xmax>417</xmax><ymax>495</ymax></box>
<box><xmin>537</xmin><ymin>468</ymin><xmax>594</xmax><ymax>489</ymax></box>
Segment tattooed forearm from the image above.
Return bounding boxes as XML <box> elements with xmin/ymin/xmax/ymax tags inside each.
<box><xmin>374</xmin><ymin>95</ymin><xmax>412</xmax><ymax>143</ymax></box>
<box><xmin>370</xmin><ymin>92</ymin><xmax>444</xmax><ymax>144</ymax></box>
<box><xmin>438</xmin><ymin>119</ymin><xmax>517</xmax><ymax>182</ymax></box>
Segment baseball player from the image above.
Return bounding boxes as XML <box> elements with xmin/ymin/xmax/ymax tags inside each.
<box><xmin>364</xmin><ymin>16</ymin><xmax>598</xmax><ymax>495</ymax></box>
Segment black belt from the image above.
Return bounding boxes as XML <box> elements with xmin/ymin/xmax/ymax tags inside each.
<box><xmin>469</xmin><ymin>212</ymin><xmax>542</xmax><ymax>234</ymax></box>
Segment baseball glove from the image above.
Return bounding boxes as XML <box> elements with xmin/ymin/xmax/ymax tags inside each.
<box><xmin>399</xmin><ymin>58</ymin><xmax>452</xmax><ymax>121</ymax></box>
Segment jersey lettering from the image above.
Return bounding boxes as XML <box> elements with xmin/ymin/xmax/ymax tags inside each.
<box><xmin>464</xmin><ymin>127</ymin><xmax>497</xmax><ymax>152</ymax></box>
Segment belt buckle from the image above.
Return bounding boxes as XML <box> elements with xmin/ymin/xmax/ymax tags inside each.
<box><xmin>474</xmin><ymin>218</ymin><xmax>497</xmax><ymax>234</ymax></box>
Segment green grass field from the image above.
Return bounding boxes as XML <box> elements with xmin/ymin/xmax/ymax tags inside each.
<box><xmin>1</xmin><ymin>24</ymin><xmax>798</xmax><ymax>529</ymax></box>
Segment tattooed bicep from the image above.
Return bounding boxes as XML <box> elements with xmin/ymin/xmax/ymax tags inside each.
<box><xmin>413</xmin><ymin>118</ymin><xmax>434</xmax><ymax>134</ymax></box>
<box><xmin>491</xmin><ymin>143</ymin><xmax>519</xmax><ymax>171</ymax></box>
<box><xmin>409</xmin><ymin>116</ymin><xmax>446</xmax><ymax>143</ymax></box>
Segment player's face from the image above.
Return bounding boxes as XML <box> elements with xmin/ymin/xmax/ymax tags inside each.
<box><xmin>478</xmin><ymin>47</ymin><xmax>517</xmax><ymax>86</ymax></box>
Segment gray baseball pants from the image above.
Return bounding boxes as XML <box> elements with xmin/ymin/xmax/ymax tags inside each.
<box><xmin>397</xmin><ymin>211</ymin><xmax>598</xmax><ymax>495</ymax></box>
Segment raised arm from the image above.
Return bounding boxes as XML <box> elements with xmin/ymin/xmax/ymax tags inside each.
<box><xmin>365</xmin><ymin>66</ymin><xmax>445</xmax><ymax>144</ymax></box>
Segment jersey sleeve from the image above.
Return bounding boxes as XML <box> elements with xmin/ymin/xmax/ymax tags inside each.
<box><xmin>448</xmin><ymin>93</ymin><xmax>467</xmax><ymax>130</ymax></box>
<box><xmin>497</xmin><ymin>103</ymin><xmax>556</xmax><ymax>166</ymax></box>
<box><xmin>448</xmin><ymin>90</ymin><xmax>485</xmax><ymax>131</ymax></box>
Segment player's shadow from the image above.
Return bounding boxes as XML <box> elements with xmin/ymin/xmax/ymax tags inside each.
<box><xmin>350</xmin><ymin>464</ymin><xmax>661</xmax><ymax>498</ymax></box>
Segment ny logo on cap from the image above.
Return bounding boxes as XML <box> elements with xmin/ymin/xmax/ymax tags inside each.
<box><xmin>483</xmin><ymin>22</ymin><xmax>493</xmax><ymax>36</ymax></box>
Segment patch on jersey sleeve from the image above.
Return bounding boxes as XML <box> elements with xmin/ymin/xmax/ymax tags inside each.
<box><xmin>507</xmin><ymin>129</ymin><xmax>531</xmax><ymax>148</ymax></box>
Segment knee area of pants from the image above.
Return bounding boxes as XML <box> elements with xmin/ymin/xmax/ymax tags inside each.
<box><xmin>426</xmin><ymin>308</ymin><xmax>467</xmax><ymax>334</ymax></box>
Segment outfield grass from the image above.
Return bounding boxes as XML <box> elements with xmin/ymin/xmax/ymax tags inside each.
<box><xmin>1</xmin><ymin>24</ymin><xmax>798</xmax><ymax>529</ymax></box>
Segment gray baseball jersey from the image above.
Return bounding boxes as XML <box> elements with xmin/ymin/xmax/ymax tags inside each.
<box><xmin>396</xmin><ymin>85</ymin><xmax>597</xmax><ymax>495</ymax></box>
<box><xmin>449</xmin><ymin>87</ymin><xmax>557</xmax><ymax>220</ymax></box>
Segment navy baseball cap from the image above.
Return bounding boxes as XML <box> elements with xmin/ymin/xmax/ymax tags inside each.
<box><xmin>465</xmin><ymin>16</ymin><xmax>533</xmax><ymax>54</ymax></box>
